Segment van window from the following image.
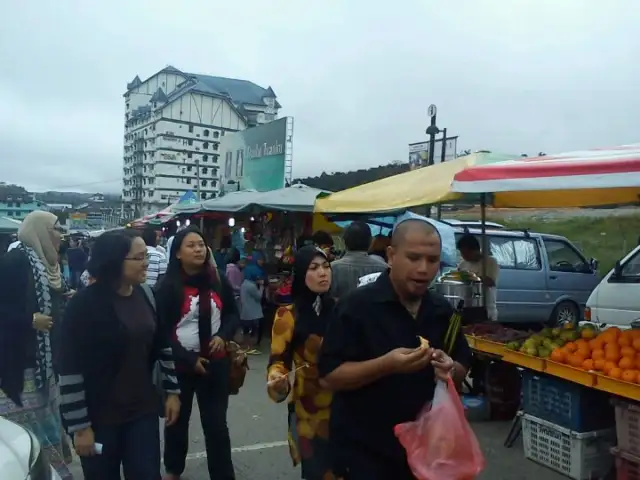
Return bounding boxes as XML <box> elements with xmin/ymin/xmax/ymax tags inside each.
<box><xmin>621</xmin><ymin>250</ymin><xmax>640</xmax><ymax>278</ymax></box>
<box><xmin>543</xmin><ymin>239</ymin><xmax>590</xmax><ymax>273</ymax></box>
<box><xmin>454</xmin><ymin>234</ymin><xmax>541</xmax><ymax>270</ymax></box>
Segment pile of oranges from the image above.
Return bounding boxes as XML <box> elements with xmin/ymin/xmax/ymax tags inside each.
<box><xmin>550</xmin><ymin>327</ymin><xmax>640</xmax><ymax>384</ymax></box>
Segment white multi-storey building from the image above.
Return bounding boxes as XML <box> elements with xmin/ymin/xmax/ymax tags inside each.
<box><xmin>122</xmin><ymin>65</ymin><xmax>281</xmax><ymax>215</ymax></box>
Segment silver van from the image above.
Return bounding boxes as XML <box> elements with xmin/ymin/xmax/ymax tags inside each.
<box><xmin>451</xmin><ymin>227</ymin><xmax>600</xmax><ymax>325</ymax></box>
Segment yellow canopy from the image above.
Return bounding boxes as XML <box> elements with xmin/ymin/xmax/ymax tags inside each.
<box><xmin>314</xmin><ymin>152</ymin><xmax>515</xmax><ymax>214</ymax></box>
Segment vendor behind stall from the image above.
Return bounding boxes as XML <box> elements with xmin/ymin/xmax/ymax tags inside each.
<box><xmin>456</xmin><ymin>234</ymin><xmax>500</xmax><ymax>321</ymax></box>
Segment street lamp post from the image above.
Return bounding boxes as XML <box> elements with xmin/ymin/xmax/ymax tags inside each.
<box><xmin>425</xmin><ymin>104</ymin><xmax>440</xmax><ymax>217</ymax></box>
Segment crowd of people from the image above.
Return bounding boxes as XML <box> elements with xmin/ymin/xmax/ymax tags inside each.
<box><xmin>0</xmin><ymin>211</ymin><xmax>487</xmax><ymax>480</ymax></box>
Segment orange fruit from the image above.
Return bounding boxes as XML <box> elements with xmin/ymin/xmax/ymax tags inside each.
<box><xmin>621</xmin><ymin>346</ymin><xmax>636</xmax><ymax>358</ymax></box>
<box><xmin>609</xmin><ymin>367</ymin><xmax>622</xmax><ymax>379</ymax></box>
<box><xmin>569</xmin><ymin>354</ymin><xmax>586</xmax><ymax>368</ymax></box>
<box><xmin>602</xmin><ymin>328</ymin><xmax>620</xmax><ymax>343</ymax></box>
<box><xmin>633</xmin><ymin>338</ymin><xmax>640</xmax><ymax>351</ymax></box>
<box><xmin>604</xmin><ymin>361</ymin><xmax>618</xmax><ymax>375</ymax></box>
<box><xmin>550</xmin><ymin>349</ymin><xmax>566</xmax><ymax>363</ymax></box>
<box><xmin>565</xmin><ymin>342</ymin><xmax>578</xmax><ymax>353</ymax></box>
<box><xmin>592</xmin><ymin>349</ymin><xmax>605</xmax><ymax>361</ymax></box>
<box><xmin>582</xmin><ymin>359</ymin><xmax>595</xmax><ymax>371</ymax></box>
<box><xmin>594</xmin><ymin>359</ymin><xmax>606</xmax><ymax>371</ymax></box>
<box><xmin>622</xmin><ymin>369</ymin><xmax>638</xmax><ymax>383</ymax></box>
<box><xmin>577</xmin><ymin>346</ymin><xmax>591</xmax><ymax>358</ymax></box>
<box><xmin>605</xmin><ymin>348</ymin><xmax>621</xmax><ymax>363</ymax></box>
<box><xmin>619</xmin><ymin>335</ymin><xmax>632</xmax><ymax>348</ymax></box>
<box><xmin>589</xmin><ymin>338</ymin><xmax>604</xmax><ymax>350</ymax></box>
<box><xmin>581</xmin><ymin>329</ymin><xmax>596</xmax><ymax>340</ymax></box>
<box><xmin>619</xmin><ymin>357</ymin><xmax>635</xmax><ymax>370</ymax></box>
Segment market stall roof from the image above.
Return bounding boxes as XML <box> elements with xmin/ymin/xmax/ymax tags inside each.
<box><xmin>200</xmin><ymin>184</ymin><xmax>331</xmax><ymax>213</ymax></box>
<box><xmin>0</xmin><ymin>216</ymin><xmax>21</xmax><ymax>233</ymax></box>
<box><xmin>313</xmin><ymin>152</ymin><xmax>519</xmax><ymax>214</ymax></box>
<box><xmin>451</xmin><ymin>144</ymin><xmax>640</xmax><ymax>208</ymax></box>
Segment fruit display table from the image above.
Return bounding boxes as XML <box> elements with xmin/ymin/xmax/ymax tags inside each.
<box><xmin>467</xmin><ymin>324</ymin><xmax>640</xmax><ymax>402</ymax></box>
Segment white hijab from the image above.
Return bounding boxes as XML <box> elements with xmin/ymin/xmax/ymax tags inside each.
<box><xmin>18</xmin><ymin>211</ymin><xmax>63</xmax><ymax>291</ymax></box>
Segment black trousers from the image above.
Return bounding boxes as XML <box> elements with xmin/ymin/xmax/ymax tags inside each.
<box><xmin>79</xmin><ymin>413</ymin><xmax>161</xmax><ymax>480</ymax></box>
<box><xmin>164</xmin><ymin>358</ymin><xmax>235</xmax><ymax>479</ymax></box>
<box><xmin>340</xmin><ymin>442</ymin><xmax>415</xmax><ymax>480</ymax></box>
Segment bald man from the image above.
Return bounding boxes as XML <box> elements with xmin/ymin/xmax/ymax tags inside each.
<box><xmin>319</xmin><ymin>219</ymin><xmax>472</xmax><ymax>479</ymax></box>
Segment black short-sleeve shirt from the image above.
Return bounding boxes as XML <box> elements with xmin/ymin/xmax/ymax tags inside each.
<box><xmin>318</xmin><ymin>270</ymin><xmax>472</xmax><ymax>462</ymax></box>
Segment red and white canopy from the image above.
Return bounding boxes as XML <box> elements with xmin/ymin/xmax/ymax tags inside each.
<box><xmin>451</xmin><ymin>144</ymin><xmax>640</xmax><ymax>193</ymax></box>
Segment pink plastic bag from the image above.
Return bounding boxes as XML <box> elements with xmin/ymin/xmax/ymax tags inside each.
<box><xmin>394</xmin><ymin>377</ymin><xmax>485</xmax><ymax>480</ymax></box>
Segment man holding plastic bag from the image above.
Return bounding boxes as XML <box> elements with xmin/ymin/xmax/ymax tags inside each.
<box><xmin>319</xmin><ymin>216</ymin><xmax>484</xmax><ymax>479</ymax></box>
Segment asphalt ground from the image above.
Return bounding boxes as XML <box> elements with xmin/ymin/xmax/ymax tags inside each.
<box><xmin>67</xmin><ymin>351</ymin><xmax>566</xmax><ymax>479</ymax></box>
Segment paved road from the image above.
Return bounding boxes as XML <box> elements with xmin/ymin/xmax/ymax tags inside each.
<box><xmin>68</xmin><ymin>352</ymin><xmax>565</xmax><ymax>479</ymax></box>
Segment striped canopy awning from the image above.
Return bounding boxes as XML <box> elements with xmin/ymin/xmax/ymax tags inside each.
<box><xmin>451</xmin><ymin>144</ymin><xmax>640</xmax><ymax>193</ymax></box>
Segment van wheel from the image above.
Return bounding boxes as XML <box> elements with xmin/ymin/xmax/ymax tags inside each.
<box><xmin>549</xmin><ymin>301</ymin><xmax>580</xmax><ymax>327</ymax></box>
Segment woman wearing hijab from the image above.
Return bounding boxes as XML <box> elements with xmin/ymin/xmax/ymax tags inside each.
<box><xmin>57</xmin><ymin>230</ymin><xmax>180</xmax><ymax>479</ymax></box>
<box><xmin>267</xmin><ymin>245</ymin><xmax>337</xmax><ymax>480</ymax></box>
<box><xmin>157</xmin><ymin>226</ymin><xmax>239</xmax><ymax>480</ymax></box>
<box><xmin>0</xmin><ymin>211</ymin><xmax>74</xmax><ymax>479</ymax></box>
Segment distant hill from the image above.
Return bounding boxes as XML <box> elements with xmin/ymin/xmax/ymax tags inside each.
<box><xmin>36</xmin><ymin>191</ymin><xmax>121</xmax><ymax>206</ymax></box>
<box><xmin>295</xmin><ymin>161</ymin><xmax>410</xmax><ymax>192</ymax></box>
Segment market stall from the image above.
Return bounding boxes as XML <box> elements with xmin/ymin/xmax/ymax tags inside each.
<box><xmin>451</xmin><ymin>144</ymin><xmax>640</xmax><ymax>479</ymax></box>
<box><xmin>195</xmin><ymin>184</ymin><xmax>333</xmax><ymax>314</ymax></box>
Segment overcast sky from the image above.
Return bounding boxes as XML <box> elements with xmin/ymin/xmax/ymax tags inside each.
<box><xmin>1</xmin><ymin>0</ymin><xmax>638</xmax><ymax>192</ymax></box>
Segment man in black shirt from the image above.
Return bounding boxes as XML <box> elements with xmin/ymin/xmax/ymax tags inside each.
<box><xmin>318</xmin><ymin>218</ymin><xmax>472</xmax><ymax>479</ymax></box>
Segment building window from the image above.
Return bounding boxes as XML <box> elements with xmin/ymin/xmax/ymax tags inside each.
<box><xmin>213</xmin><ymin>131</ymin><xmax>220</xmax><ymax>139</ymax></box>
<box><xmin>188</xmin><ymin>139</ymin><xmax>193</xmax><ymax>146</ymax></box>
<box><xmin>202</xmin><ymin>154</ymin><xmax>208</xmax><ymax>162</ymax></box>
<box><xmin>204</xmin><ymin>129</ymin><xmax>210</xmax><ymax>137</ymax></box>
<box><xmin>187</xmin><ymin>153</ymin><xmax>192</xmax><ymax>158</ymax></box>
<box><xmin>213</xmin><ymin>143</ymin><xmax>219</xmax><ymax>151</ymax></box>
<box><xmin>203</xmin><ymin>142</ymin><xmax>209</xmax><ymax>149</ymax></box>
<box><xmin>202</xmin><ymin>180</ymin><xmax>208</xmax><ymax>187</ymax></box>
<box><xmin>202</xmin><ymin>192</ymin><xmax>207</xmax><ymax>199</ymax></box>
<box><xmin>188</xmin><ymin>125</ymin><xmax>194</xmax><ymax>133</ymax></box>
<box><xmin>187</xmin><ymin>166</ymin><xmax>192</xmax><ymax>172</ymax></box>
<box><xmin>202</xmin><ymin>167</ymin><xmax>208</xmax><ymax>174</ymax></box>
<box><xmin>187</xmin><ymin>178</ymin><xmax>192</xmax><ymax>184</ymax></box>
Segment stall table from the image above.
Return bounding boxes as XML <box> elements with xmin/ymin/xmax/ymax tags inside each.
<box><xmin>466</xmin><ymin>335</ymin><xmax>640</xmax><ymax>402</ymax></box>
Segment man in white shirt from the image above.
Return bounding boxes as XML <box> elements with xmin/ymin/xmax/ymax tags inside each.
<box><xmin>142</xmin><ymin>228</ymin><xmax>168</xmax><ymax>288</ymax></box>
<box><xmin>456</xmin><ymin>234</ymin><xmax>500</xmax><ymax>321</ymax></box>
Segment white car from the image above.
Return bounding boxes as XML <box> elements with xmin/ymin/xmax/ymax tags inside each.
<box><xmin>0</xmin><ymin>416</ymin><xmax>62</xmax><ymax>479</ymax></box>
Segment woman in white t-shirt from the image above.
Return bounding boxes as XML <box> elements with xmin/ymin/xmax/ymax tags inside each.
<box><xmin>456</xmin><ymin>234</ymin><xmax>500</xmax><ymax>321</ymax></box>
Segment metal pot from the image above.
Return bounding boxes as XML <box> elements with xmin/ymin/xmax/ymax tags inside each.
<box><xmin>434</xmin><ymin>270</ymin><xmax>484</xmax><ymax>309</ymax></box>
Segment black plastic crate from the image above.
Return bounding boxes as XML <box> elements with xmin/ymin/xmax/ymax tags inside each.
<box><xmin>522</xmin><ymin>370</ymin><xmax>614</xmax><ymax>432</ymax></box>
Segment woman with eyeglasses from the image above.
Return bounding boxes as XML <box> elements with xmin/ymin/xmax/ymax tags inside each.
<box><xmin>156</xmin><ymin>226</ymin><xmax>239</xmax><ymax>480</ymax></box>
<box><xmin>0</xmin><ymin>211</ymin><xmax>74</xmax><ymax>478</ymax></box>
<box><xmin>56</xmin><ymin>230</ymin><xmax>181</xmax><ymax>479</ymax></box>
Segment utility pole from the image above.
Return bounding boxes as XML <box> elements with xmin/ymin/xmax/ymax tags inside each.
<box><xmin>425</xmin><ymin>104</ymin><xmax>440</xmax><ymax>217</ymax></box>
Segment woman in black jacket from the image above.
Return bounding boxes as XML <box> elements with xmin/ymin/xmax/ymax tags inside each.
<box><xmin>157</xmin><ymin>226</ymin><xmax>239</xmax><ymax>480</ymax></box>
<box><xmin>57</xmin><ymin>230</ymin><xmax>181</xmax><ymax>480</ymax></box>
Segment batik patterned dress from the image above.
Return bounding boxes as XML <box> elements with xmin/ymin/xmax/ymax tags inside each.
<box><xmin>267</xmin><ymin>305</ymin><xmax>339</xmax><ymax>480</ymax></box>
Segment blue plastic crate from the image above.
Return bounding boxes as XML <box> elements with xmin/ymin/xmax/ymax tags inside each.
<box><xmin>521</xmin><ymin>370</ymin><xmax>614</xmax><ymax>432</ymax></box>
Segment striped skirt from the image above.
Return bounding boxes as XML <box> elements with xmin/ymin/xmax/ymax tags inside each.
<box><xmin>0</xmin><ymin>369</ymin><xmax>73</xmax><ymax>479</ymax></box>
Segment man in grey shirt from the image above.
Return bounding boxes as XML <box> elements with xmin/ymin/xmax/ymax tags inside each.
<box><xmin>330</xmin><ymin>221</ymin><xmax>387</xmax><ymax>299</ymax></box>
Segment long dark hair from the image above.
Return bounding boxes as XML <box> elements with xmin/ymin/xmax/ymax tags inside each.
<box><xmin>158</xmin><ymin>226</ymin><xmax>221</xmax><ymax>321</ymax></box>
<box><xmin>86</xmin><ymin>230</ymin><xmax>140</xmax><ymax>288</ymax></box>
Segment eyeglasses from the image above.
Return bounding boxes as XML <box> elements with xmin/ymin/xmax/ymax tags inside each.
<box><xmin>125</xmin><ymin>253</ymin><xmax>150</xmax><ymax>262</ymax></box>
